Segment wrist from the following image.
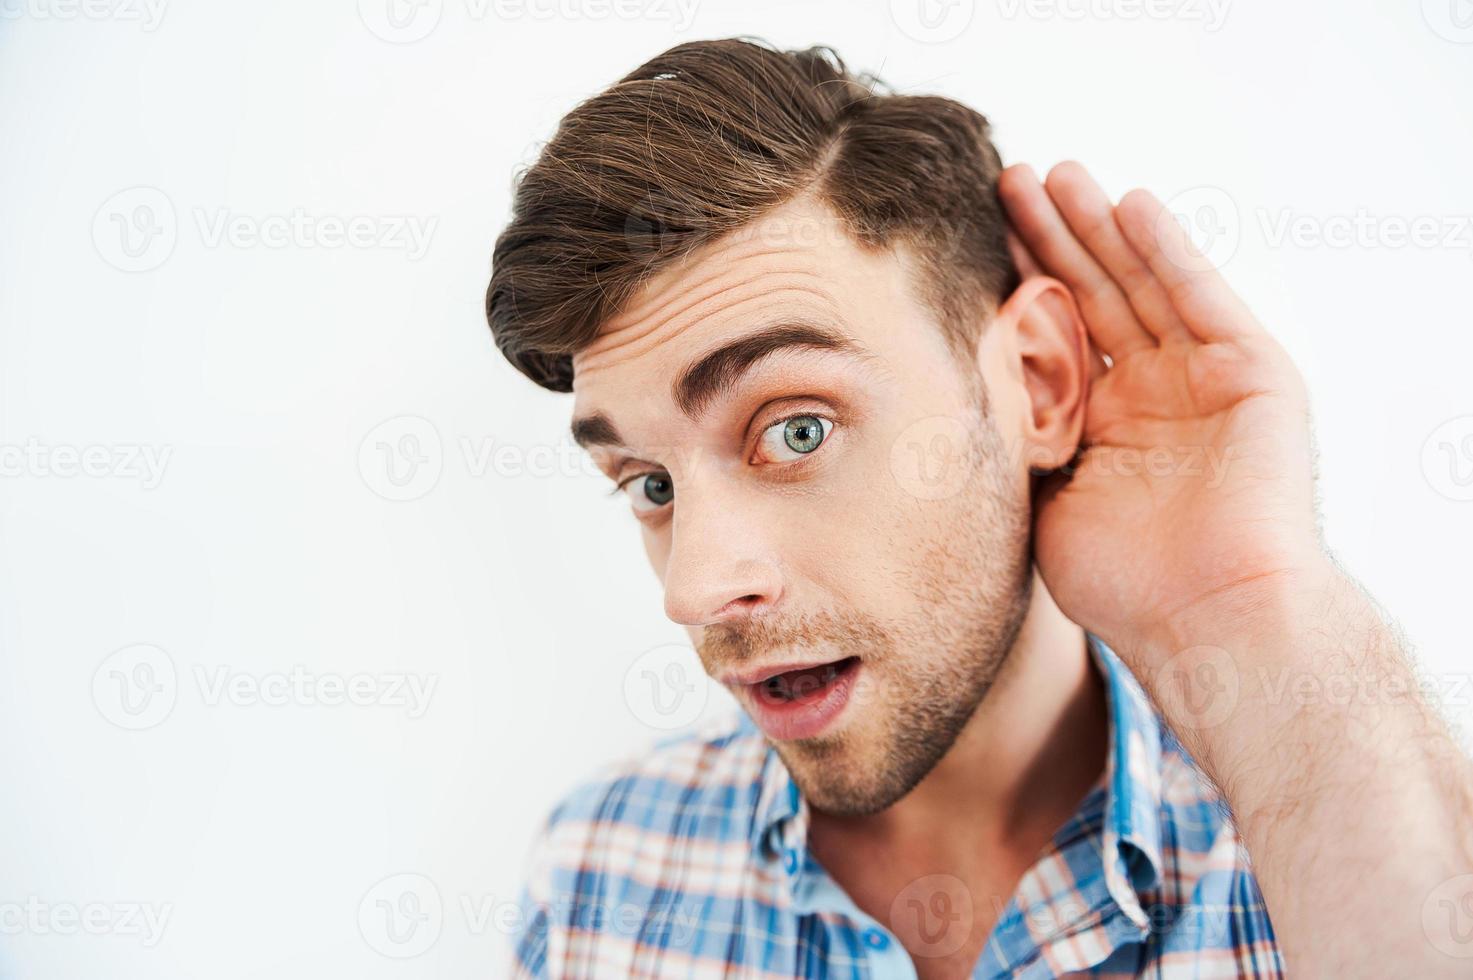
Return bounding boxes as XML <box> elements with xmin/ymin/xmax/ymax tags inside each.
<box><xmin>1129</xmin><ymin>553</ymin><xmax>1344</xmax><ymax>670</ymax></box>
<box><xmin>1111</xmin><ymin>556</ymin><xmax>1355</xmax><ymax>772</ymax></box>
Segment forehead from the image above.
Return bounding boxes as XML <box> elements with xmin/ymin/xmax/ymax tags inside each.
<box><xmin>569</xmin><ymin>194</ymin><xmax>921</xmax><ymax>408</ymax></box>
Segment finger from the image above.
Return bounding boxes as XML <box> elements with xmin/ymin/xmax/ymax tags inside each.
<box><xmin>1043</xmin><ymin>162</ymin><xmax>1196</xmax><ymax>346</ymax></box>
<box><xmin>1006</xmin><ymin>229</ymin><xmax>1044</xmax><ymax>280</ymax></box>
<box><xmin>1087</xmin><ymin>340</ymin><xmax>1109</xmax><ymax>381</ymax></box>
<box><xmin>1114</xmin><ymin>188</ymin><xmax>1262</xmax><ymax>343</ymax></box>
<box><xmin>998</xmin><ymin>163</ymin><xmax>1157</xmax><ymax>359</ymax></box>
<box><xmin>1009</xmin><ymin>214</ymin><xmax>1109</xmax><ymax>382</ymax></box>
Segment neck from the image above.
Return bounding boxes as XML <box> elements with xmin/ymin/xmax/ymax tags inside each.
<box><xmin>809</xmin><ymin>569</ymin><xmax>1106</xmax><ymax>867</ymax></box>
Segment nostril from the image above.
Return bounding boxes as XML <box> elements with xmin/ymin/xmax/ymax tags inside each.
<box><xmin>714</xmin><ymin>595</ymin><xmax>764</xmax><ymax>619</ymax></box>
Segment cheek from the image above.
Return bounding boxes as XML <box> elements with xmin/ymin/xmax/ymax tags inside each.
<box><xmin>797</xmin><ymin>464</ymin><xmax>931</xmax><ymax>597</ymax></box>
<box><xmin>975</xmin><ymin>347</ymin><xmax>1032</xmax><ymax>468</ymax></box>
<box><xmin>871</xmin><ymin>439</ymin><xmax>1024</xmax><ymax>581</ymax></box>
<box><xmin>641</xmin><ymin>526</ymin><xmax>669</xmax><ymax>580</ymax></box>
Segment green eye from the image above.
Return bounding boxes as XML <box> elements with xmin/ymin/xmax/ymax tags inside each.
<box><xmin>784</xmin><ymin>416</ymin><xmax>825</xmax><ymax>453</ymax></box>
<box><xmin>759</xmin><ymin>414</ymin><xmax>833</xmax><ymax>462</ymax></box>
<box><xmin>626</xmin><ymin>471</ymin><xmax>673</xmax><ymax>512</ymax></box>
<box><xmin>644</xmin><ymin>473</ymin><xmax>674</xmax><ymax>504</ymax></box>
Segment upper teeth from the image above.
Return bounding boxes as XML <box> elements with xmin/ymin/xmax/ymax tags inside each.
<box><xmin>762</xmin><ymin>661</ymin><xmax>842</xmax><ymax>697</ymax></box>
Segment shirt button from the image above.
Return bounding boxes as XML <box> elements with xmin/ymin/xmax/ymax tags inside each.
<box><xmin>863</xmin><ymin>927</ymin><xmax>890</xmax><ymax>950</ymax></box>
<box><xmin>783</xmin><ymin>849</ymin><xmax>800</xmax><ymax>874</ymax></box>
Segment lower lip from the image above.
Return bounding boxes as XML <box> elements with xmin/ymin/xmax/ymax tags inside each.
<box><xmin>740</xmin><ymin>657</ymin><xmax>861</xmax><ymax>741</ymax></box>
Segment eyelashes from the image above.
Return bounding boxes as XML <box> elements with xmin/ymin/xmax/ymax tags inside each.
<box><xmin>608</xmin><ymin>411</ymin><xmax>838</xmax><ymax>514</ymax></box>
<box><xmin>754</xmin><ymin>413</ymin><xmax>833</xmax><ymax>464</ymax></box>
<box><xmin>617</xmin><ymin>471</ymin><xmax>674</xmax><ymax>513</ymax></box>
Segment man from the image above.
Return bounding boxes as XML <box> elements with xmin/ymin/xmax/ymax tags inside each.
<box><xmin>486</xmin><ymin>37</ymin><xmax>1473</xmax><ymax>978</ymax></box>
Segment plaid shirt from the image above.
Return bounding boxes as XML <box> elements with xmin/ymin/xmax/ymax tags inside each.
<box><xmin>510</xmin><ymin>636</ymin><xmax>1283</xmax><ymax>977</ymax></box>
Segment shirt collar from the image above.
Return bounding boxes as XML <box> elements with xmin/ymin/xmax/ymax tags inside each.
<box><xmin>748</xmin><ymin>633</ymin><xmax>1167</xmax><ymax>925</ymax></box>
<box><xmin>1089</xmin><ymin>632</ymin><xmax>1166</xmax><ymax>927</ymax></box>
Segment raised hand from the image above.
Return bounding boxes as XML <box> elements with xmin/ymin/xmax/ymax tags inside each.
<box><xmin>998</xmin><ymin>161</ymin><xmax>1325</xmax><ymax>664</ymax></box>
<box><xmin>1001</xmin><ymin>162</ymin><xmax>1473</xmax><ymax>977</ymax></box>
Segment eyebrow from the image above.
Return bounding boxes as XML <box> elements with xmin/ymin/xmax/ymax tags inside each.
<box><xmin>570</xmin><ymin>320</ymin><xmax>866</xmax><ymax>451</ymax></box>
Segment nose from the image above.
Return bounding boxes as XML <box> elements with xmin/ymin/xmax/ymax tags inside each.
<box><xmin>661</xmin><ymin>487</ymin><xmax>784</xmax><ymax>628</ymax></box>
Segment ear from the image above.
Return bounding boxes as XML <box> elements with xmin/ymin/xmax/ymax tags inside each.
<box><xmin>982</xmin><ymin>276</ymin><xmax>1089</xmax><ymax>472</ymax></box>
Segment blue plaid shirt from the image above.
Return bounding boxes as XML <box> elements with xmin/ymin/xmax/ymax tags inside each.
<box><xmin>510</xmin><ymin>637</ymin><xmax>1282</xmax><ymax>977</ymax></box>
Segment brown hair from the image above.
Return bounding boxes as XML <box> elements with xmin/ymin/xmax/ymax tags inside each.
<box><xmin>485</xmin><ymin>36</ymin><xmax>1019</xmax><ymax>393</ymax></box>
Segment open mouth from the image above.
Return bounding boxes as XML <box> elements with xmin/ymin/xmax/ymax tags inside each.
<box><xmin>751</xmin><ymin>656</ymin><xmax>861</xmax><ymax>706</ymax></box>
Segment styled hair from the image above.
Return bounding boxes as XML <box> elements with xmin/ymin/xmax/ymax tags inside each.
<box><xmin>486</xmin><ymin>36</ymin><xmax>1019</xmax><ymax>393</ymax></box>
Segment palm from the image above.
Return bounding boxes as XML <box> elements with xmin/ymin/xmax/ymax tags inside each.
<box><xmin>999</xmin><ymin>163</ymin><xmax>1321</xmax><ymax>661</ymax></box>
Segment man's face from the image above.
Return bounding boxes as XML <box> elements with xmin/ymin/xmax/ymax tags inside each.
<box><xmin>571</xmin><ymin>194</ymin><xmax>1035</xmax><ymax>818</ymax></box>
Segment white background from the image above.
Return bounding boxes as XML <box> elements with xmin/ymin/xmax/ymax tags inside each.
<box><xmin>1</xmin><ymin>0</ymin><xmax>1471</xmax><ymax>976</ymax></box>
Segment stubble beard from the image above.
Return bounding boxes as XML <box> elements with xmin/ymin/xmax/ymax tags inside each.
<box><xmin>707</xmin><ymin>394</ymin><xmax>1036</xmax><ymax>818</ymax></box>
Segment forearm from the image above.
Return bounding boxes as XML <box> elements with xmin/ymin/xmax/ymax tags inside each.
<box><xmin>999</xmin><ymin>160</ymin><xmax>1473</xmax><ymax>972</ymax></box>
<box><xmin>1125</xmin><ymin>563</ymin><xmax>1473</xmax><ymax>976</ymax></box>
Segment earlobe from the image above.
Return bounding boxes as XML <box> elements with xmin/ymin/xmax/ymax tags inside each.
<box><xmin>994</xmin><ymin>277</ymin><xmax>1089</xmax><ymax>471</ymax></box>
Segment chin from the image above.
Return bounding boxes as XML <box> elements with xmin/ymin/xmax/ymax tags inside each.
<box><xmin>783</xmin><ymin>748</ymin><xmax>914</xmax><ymax>819</ymax></box>
<box><xmin>799</xmin><ymin>776</ymin><xmax>906</xmax><ymax>819</ymax></box>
